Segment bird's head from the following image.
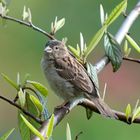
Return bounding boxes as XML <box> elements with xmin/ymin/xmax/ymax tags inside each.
<box><xmin>44</xmin><ymin>40</ymin><xmax>68</xmax><ymax>59</ymax></box>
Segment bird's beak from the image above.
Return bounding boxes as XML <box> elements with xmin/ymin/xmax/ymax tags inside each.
<box><xmin>44</xmin><ymin>46</ymin><xmax>52</xmax><ymax>53</ymax></box>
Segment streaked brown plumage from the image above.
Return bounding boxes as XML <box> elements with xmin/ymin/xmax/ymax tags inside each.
<box><xmin>41</xmin><ymin>40</ymin><xmax>116</xmax><ymax>118</ymax></box>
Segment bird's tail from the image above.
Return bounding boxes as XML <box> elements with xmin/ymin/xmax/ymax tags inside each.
<box><xmin>91</xmin><ymin>97</ymin><xmax>117</xmax><ymax>119</ymax></box>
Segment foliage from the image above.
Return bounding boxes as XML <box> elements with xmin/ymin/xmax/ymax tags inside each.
<box><xmin>27</xmin><ymin>80</ymin><xmax>48</xmax><ymax>97</ymax></box>
<box><xmin>0</xmin><ymin>128</ymin><xmax>15</xmax><ymax>140</ymax></box>
<box><xmin>104</xmin><ymin>32</ymin><xmax>122</xmax><ymax>72</ymax></box>
<box><xmin>0</xmin><ymin>0</ymin><xmax>140</xmax><ymax>140</ymax></box>
<box><xmin>1</xmin><ymin>73</ymin><xmax>49</xmax><ymax>139</ymax></box>
<box><xmin>66</xmin><ymin>123</ymin><xmax>72</xmax><ymax>140</ymax></box>
<box><xmin>125</xmin><ymin>34</ymin><xmax>140</xmax><ymax>53</ymax></box>
<box><xmin>69</xmin><ymin>0</ymin><xmax>127</xmax><ymax>72</ymax></box>
<box><xmin>46</xmin><ymin>114</ymin><xmax>54</xmax><ymax>139</ymax></box>
<box><xmin>20</xmin><ymin>114</ymin><xmax>44</xmax><ymax>140</ymax></box>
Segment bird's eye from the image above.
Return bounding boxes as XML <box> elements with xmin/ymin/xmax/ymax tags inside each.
<box><xmin>54</xmin><ymin>46</ymin><xmax>59</xmax><ymax>51</ymax></box>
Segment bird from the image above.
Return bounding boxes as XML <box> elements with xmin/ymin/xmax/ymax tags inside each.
<box><xmin>41</xmin><ymin>39</ymin><xmax>117</xmax><ymax>119</ymax></box>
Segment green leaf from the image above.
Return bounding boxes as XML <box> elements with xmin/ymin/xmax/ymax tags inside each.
<box><xmin>80</xmin><ymin>32</ymin><xmax>84</xmax><ymax>52</ymax></box>
<box><xmin>0</xmin><ymin>128</ymin><xmax>15</xmax><ymax>140</ymax></box>
<box><xmin>80</xmin><ymin>32</ymin><xmax>87</xmax><ymax>54</ymax></box>
<box><xmin>132</xmin><ymin>106</ymin><xmax>140</xmax><ymax>123</ymax></box>
<box><xmin>84</xmin><ymin>25</ymin><xmax>107</xmax><ymax>60</ymax></box>
<box><xmin>0</xmin><ymin>0</ymin><xmax>6</xmax><ymax>6</ymax></box>
<box><xmin>133</xmin><ymin>99</ymin><xmax>139</xmax><ymax>114</ymax></box>
<box><xmin>100</xmin><ymin>4</ymin><xmax>105</xmax><ymax>26</ymax></box>
<box><xmin>18</xmin><ymin>88</ymin><xmax>26</xmax><ymax>108</ymax></box>
<box><xmin>46</xmin><ymin>114</ymin><xmax>54</xmax><ymax>139</ymax></box>
<box><xmin>27</xmin><ymin>80</ymin><xmax>48</xmax><ymax>97</ymax></box>
<box><xmin>79</xmin><ymin>33</ymin><xmax>87</xmax><ymax>59</ymax></box>
<box><xmin>0</xmin><ymin>3</ymin><xmax>3</xmax><ymax>14</ymax></box>
<box><xmin>20</xmin><ymin>114</ymin><xmax>44</xmax><ymax>140</ymax></box>
<box><xmin>68</xmin><ymin>45</ymin><xmax>80</xmax><ymax>59</ymax></box>
<box><xmin>86</xmin><ymin>62</ymin><xmax>100</xmax><ymax>99</ymax></box>
<box><xmin>104</xmin><ymin>0</ymin><xmax>127</xmax><ymax>26</ymax></box>
<box><xmin>22</xmin><ymin>6</ymin><xmax>29</xmax><ymax>20</ymax></box>
<box><xmin>27</xmin><ymin>8</ymin><xmax>32</xmax><ymax>23</ymax></box>
<box><xmin>22</xmin><ymin>73</ymin><xmax>30</xmax><ymax>85</ymax></box>
<box><xmin>86</xmin><ymin>108</ymin><xmax>93</xmax><ymax>120</ymax></box>
<box><xmin>76</xmin><ymin>44</ymin><xmax>80</xmax><ymax>55</ymax></box>
<box><xmin>125</xmin><ymin>34</ymin><xmax>140</xmax><ymax>53</ymax></box>
<box><xmin>22</xmin><ymin>6</ymin><xmax>32</xmax><ymax>23</ymax></box>
<box><xmin>51</xmin><ymin>17</ymin><xmax>65</xmax><ymax>34</ymax></box>
<box><xmin>18</xmin><ymin>112</ymin><xmax>30</xmax><ymax>140</ymax></box>
<box><xmin>0</xmin><ymin>2</ymin><xmax>8</xmax><ymax>16</ymax></box>
<box><xmin>1</xmin><ymin>73</ymin><xmax>19</xmax><ymax>90</ymax></box>
<box><xmin>29</xmin><ymin>94</ymin><xmax>43</xmax><ymax>116</ymax></box>
<box><xmin>104</xmin><ymin>32</ymin><xmax>122</xmax><ymax>72</ymax></box>
<box><xmin>0</xmin><ymin>0</ymin><xmax>11</xmax><ymax>6</ymax></box>
<box><xmin>18</xmin><ymin>94</ymin><xmax>41</xmax><ymax>140</ymax></box>
<box><xmin>36</xmin><ymin>93</ymin><xmax>49</xmax><ymax>120</ymax></box>
<box><xmin>55</xmin><ymin>18</ymin><xmax>65</xmax><ymax>33</ymax></box>
<box><xmin>124</xmin><ymin>39</ymin><xmax>128</xmax><ymax>54</ymax></box>
<box><xmin>62</xmin><ymin>37</ymin><xmax>68</xmax><ymax>43</ymax></box>
<box><xmin>66</xmin><ymin>123</ymin><xmax>72</xmax><ymax>140</ymax></box>
<box><xmin>17</xmin><ymin>72</ymin><xmax>20</xmax><ymax>86</ymax></box>
<box><xmin>123</xmin><ymin>40</ymin><xmax>131</xmax><ymax>56</ymax></box>
<box><xmin>86</xmin><ymin>63</ymin><xmax>99</xmax><ymax>89</ymax></box>
<box><xmin>0</xmin><ymin>1</ymin><xmax>8</xmax><ymax>26</ymax></box>
<box><xmin>125</xmin><ymin>104</ymin><xmax>131</xmax><ymax>122</ymax></box>
<box><xmin>22</xmin><ymin>6</ymin><xmax>29</xmax><ymax>21</ymax></box>
<box><xmin>26</xmin><ymin>94</ymin><xmax>41</xmax><ymax>128</ymax></box>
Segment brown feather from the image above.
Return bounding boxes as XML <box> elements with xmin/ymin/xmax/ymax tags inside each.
<box><xmin>55</xmin><ymin>55</ymin><xmax>94</xmax><ymax>94</ymax></box>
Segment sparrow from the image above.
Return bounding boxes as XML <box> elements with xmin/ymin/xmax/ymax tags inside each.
<box><xmin>41</xmin><ymin>39</ymin><xmax>116</xmax><ymax>118</ymax></box>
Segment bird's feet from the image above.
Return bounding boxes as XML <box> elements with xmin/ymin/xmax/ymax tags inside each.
<box><xmin>54</xmin><ymin>101</ymin><xmax>70</xmax><ymax>113</ymax></box>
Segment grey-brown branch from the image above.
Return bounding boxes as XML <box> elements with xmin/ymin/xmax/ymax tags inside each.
<box><xmin>32</xmin><ymin>99</ymin><xmax>140</xmax><ymax>140</ymax></box>
<box><xmin>0</xmin><ymin>95</ymin><xmax>43</xmax><ymax>124</ymax></box>
<box><xmin>0</xmin><ymin>14</ymin><xmax>55</xmax><ymax>40</ymax></box>
<box><xmin>123</xmin><ymin>57</ymin><xmax>140</xmax><ymax>64</ymax></box>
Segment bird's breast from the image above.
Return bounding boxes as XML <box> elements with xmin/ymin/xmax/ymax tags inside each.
<box><xmin>41</xmin><ymin>58</ymin><xmax>75</xmax><ymax>100</ymax></box>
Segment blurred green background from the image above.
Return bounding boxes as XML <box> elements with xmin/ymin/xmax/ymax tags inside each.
<box><xmin>0</xmin><ymin>0</ymin><xmax>140</xmax><ymax>139</ymax></box>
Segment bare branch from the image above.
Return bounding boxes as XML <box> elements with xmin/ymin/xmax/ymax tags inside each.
<box><xmin>0</xmin><ymin>95</ymin><xmax>43</xmax><ymax>124</ymax></box>
<box><xmin>123</xmin><ymin>57</ymin><xmax>140</xmax><ymax>64</ymax></box>
<box><xmin>0</xmin><ymin>15</ymin><xmax>55</xmax><ymax>40</ymax></box>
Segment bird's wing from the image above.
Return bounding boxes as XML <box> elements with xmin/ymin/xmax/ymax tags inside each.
<box><xmin>55</xmin><ymin>56</ymin><xmax>94</xmax><ymax>93</ymax></box>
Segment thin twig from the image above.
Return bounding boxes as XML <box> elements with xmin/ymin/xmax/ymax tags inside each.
<box><xmin>0</xmin><ymin>95</ymin><xmax>43</xmax><ymax>124</ymax></box>
<box><xmin>0</xmin><ymin>15</ymin><xmax>55</xmax><ymax>40</ymax></box>
<box><xmin>123</xmin><ymin>57</ymin><xmax>140</xmax><ymax>64</ymax></box>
